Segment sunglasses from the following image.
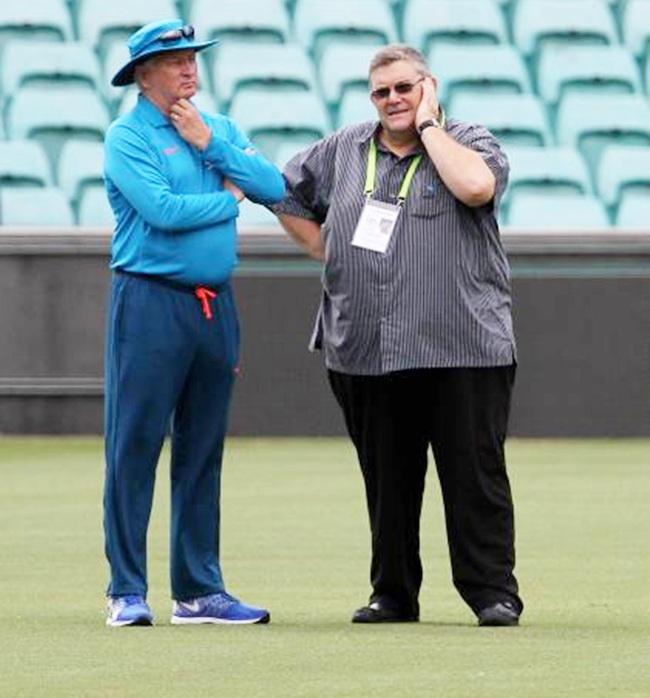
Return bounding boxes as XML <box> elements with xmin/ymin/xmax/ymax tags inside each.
<box><xmin>158</xmin><ymin>25</ymin><xmax>195</xmax><ymax>42</ymax></box>
<box><xmin>370</xmin><ymin>77</ymin><xmax>425</xmax><ymax>101</ymax></box>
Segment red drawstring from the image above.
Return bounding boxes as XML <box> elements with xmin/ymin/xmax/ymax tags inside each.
<box><xmin>195</xmin><ymin>287</ymin><xmax>217</xmax><ymax>320</ymax></box>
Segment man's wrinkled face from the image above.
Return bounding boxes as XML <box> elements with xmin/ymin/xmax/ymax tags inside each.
<box><xmin>369</xmin><ymin>59</ymin><xmax>425</xmax><ymax>135</ymax></box>
<box><xmin>139</xmin><ymin>49</ymin><xmax>198</xmax><ymax>106</ymax></box>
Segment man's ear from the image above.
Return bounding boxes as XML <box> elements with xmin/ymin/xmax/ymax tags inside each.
<box><xmin>135</xmin><ymin>65</ymin><xmax>150</xmax><ymax>90</ymax></box>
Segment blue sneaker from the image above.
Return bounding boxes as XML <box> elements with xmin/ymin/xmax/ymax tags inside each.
<box><xmin>171</xmin><ymin>592</ymin><xmax>270</xmax><ymax>625</ymax></box>
<box><xmin>106</xmin><ymin>595</ymin><xmax>154</xmax><ymax>627</ymax></box>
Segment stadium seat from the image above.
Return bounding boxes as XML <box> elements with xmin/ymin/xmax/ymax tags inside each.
<box><xmin>78</xmin><ymin>0</ymin><xmax>179</xmax><ymax>57</ymax></box>
<box><xmin>555</xmin><ymin>93</ymin><xmax>650</xmax><ymax>175</ymax></box>
<box><xmin>211</xmin><ymin>43</ymin><xmax>316</xmax><ymax>110</ymax></box>
<box><xmin>229</xmin><ymin>88</ymin><xmax>330</xmax><ymax>162</ymax></box>
<box><xmin>237</xmin><ymin>198</ymin><xmax>280</xmax><ymax>228</ymax></box>
<box><xmin>7</xmin><ymin>86</ymin><xmax>111</xmax><ymax>170</ymax></box>
<box><xmin>102</xmin><ymin>42</ymin><xmax>131</xmax><ymax>109</ymax></box>
<box><xmin>57</xmin><ymin>140</ymin><xmax>104</xmax><ymax>209</ymax></box>
<box><xmin>503</xmin><ymin>146</ymin><xmax>592</xmax><ymax>209</ymax></box>
<box><xmin>77</xmin><ymin>184</ymin><xmax>114</xmax><ymax>227</ymax></box>
<box><xmin>294</xmin><ymin>0</ymin><xmax>396</xmax><ymax>60</ymax></box>
<box><xmin>537</xmin><ymin>45</ymin><xmax>642</xmax><ymax>108</ymax></box>
<box><xmin>0</xmin><ymin>186</ymin><xmax>74</xmax><ymax>226</ymax></box>
<box><xmin>191</xmin><ymin>0</ymin><xmax>290</xmax><ymax>45</ymax></box>
<box><xmin>0</xmin><ymin>140</ymin><xmax>53</xmax><ymax>187</ymax></box>
<box><xmin>0</xmin><ymin>41</ymin><xmax>101</xmax><ymax>100</ymax></box>
<box><xmin>506</xmin><ymin>192</ymin><xmax>610</xmax><ymax>231</ymax></box>
<box><xmin>318</xmin><ymin>44</ymin><xmax>376</xmax><ymax>112</ymax></box>
<box><xmin>513</xmin><ymin>0</ymin><xmax>617</xmax><ymax>63</ymax></box>
<box><xmin>271</xmin><ymin>141</ymin><xmax>307</xmax><ymax>168</ymax></box>
<box><xmin>337</xmin><ymin>90</ymin><xmax>376</xmax><ymax>128</ymax></box>
<box><xmin>403</xmin><ymin>0</ymin><xmax>508</xmax><ymax>54</ymax></box>
<box><xmin>449</xmin><ymin>93</ymin><xmax>551</xmax><ymax>147</ymax></box>
<box><xmin>615</xmin><ymin>191</ymin><xmax>650</xmax><ymax>229</ymax></box>
<box><xmin>0</xmin><ymin>2</ymin><xmax>73</xmax><ymax>48</ymax></box>
<box><xmin>622</xmin><ymin>0</ymin><xmax>650</xmax><ymax>59</ymax></box>
<box><xmin>597</xmin><ymin>144</ymin><xmax>650</xmax><ymax>210</ymax></box>
<box><xmin>428</xmin><ymin>44</ymin><xmax>531</xmax><ymax>104</ymax></box>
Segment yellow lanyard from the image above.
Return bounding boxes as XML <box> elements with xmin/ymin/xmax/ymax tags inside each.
<box><xmin>363</xmin><ymin>139</ymin><xmax>422</xmax><ymax>203</ymax></box>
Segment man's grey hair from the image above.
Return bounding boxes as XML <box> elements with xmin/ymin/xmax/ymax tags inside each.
<box><xmin>368</xmin><ymin>44</ymin><xmax>430</xmax><ymax>79</ymax></box>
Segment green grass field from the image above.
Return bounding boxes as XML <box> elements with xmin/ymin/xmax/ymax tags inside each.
<box><xmin>1</xmin><ymin>437</ymin><xmax>649</xmax><ymax>697</ymax></box>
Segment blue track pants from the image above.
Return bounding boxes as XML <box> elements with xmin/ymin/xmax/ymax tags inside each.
<box><xmin>103</xmin><ymin>271</ymin><xmax>238</xmax><ymax>601</ymax></box>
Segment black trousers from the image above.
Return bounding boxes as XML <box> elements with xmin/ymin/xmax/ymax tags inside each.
<box><xmin>328</xmin><ymin>366</ymin><xmax>522</xmax><ymax>618</ymax></box>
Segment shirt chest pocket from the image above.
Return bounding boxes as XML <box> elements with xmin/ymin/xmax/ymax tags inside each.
<box><xmin>410</xmin><ymin>175</ymin><xmax>456</xmax><ymax>218</ymax></box>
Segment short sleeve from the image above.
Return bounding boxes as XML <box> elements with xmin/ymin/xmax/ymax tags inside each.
<box><xmin>452</xmin><ymin>123</ymin><xmax>510</xmax><ymax>210</ymax></box>
<box><xmin>272</xmin><ymin>133</ymin><xmax>339</xmax><ymax>223</ymax></box>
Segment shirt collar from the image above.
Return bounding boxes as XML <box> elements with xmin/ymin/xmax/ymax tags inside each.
<box><xmin>136</xmin><ymin>93</ymin><xmax>172</xmax><ymax>129</ymax></box>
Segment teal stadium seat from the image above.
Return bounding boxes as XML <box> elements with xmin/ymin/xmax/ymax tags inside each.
<box><xmin>506</xmin><ymin>192</ymin><xmax>610</xmax><ymax>231</ymax></box>
<box><xmin>0</xmin><ymin>41</ymin><xmax>101</xmax><ymax>100</ymax></box>
<box><xmin>228</xmin><ymin>89</ymin><xmax>330</xmax><ymax>162</ymax></box>
<box><xmin>57</xmin><ymin>140</ymin><xmax>104</xmax><ymax>212</ymax></box>
<box><xmin>271</xmin><ymin>141</ymin><xmax>307</xmax><ymax>168</ymax></box>
<box><xmin>77</xmin><ymin>185</ymin><xmax>114</xmax><ymax>227</ymax></box>
<box><xmin>502</xmin><ymin>145</ymin><xmax>592</xmax><ymax>216</ymax></box>
<box><xmin>211</xmin><ymin>43</ymin><xmax>315</xmax><ymax>111</ymax></box>
<box><xmin>555</xmin><ymin>93</ymin><xmax>650</xmax><ymax>175</ymax></box>
<box><xmin>403</xmin><ymin>0</ymin><xmax>507</xmax><ymax>54</ymax></box>
<box><xmin>429</xmin><ymin>44</ymin><xmax>531</xmax><ymax>104</ymax></box>
<box><xmin>597</xmin><ymin>145</ymin><xmax>650</xmax><ymax>212</ymax></box>
<box><xmin>537</xmin><ymin>45</ymin><xmax>642</xmax><ymax>109</ymax></box>
<box><xmin>0</xmin><ymin>140</ymin><xmax>52</xmax><ymax>187</ymax></box>
<box><xmin>7</xmin><ymin>86</ymin><xmax>110</xmax><ymax>170</ymax></box>
<box><xmin>318</xmin><ymin>45</ymin><xmax>377</xmax><ymax>114</ymax></box>
<box><xmin>0</xmin><ymin>186</ymin><xmax>74</xmax><ymax>226</ymax></box>
<box><xmin>449</xmin><ymin>93</ymin><xmax>551</xmax><ymax>147</ymax></box>
<box><xmin>102</xmin><ymin>42</ymin><xmax>131</xmax><ymax>110</ymax></box>
<box><xmin>237</xmin><ymin>198</ymin><xmax>280</xmax><ymax>228</ymax></box>
<box><xmin>337</xmin><ymin>90</ymin><xmax>376</xmax><ymax>128</ymax></box>
<box><xmin>294</xmin><ymin>0</ymin><xmax>396</xmax><ymax>61</ymax></box>
<box><xmin>78</xmin><ymin>0</ymin><xmax>179</xmax><ymax>58</ymax></box>
<box><xmin>513</xmin><ymin>0</ymin><xmax>617</xmax><ymax>65</ymax></box>
<box><xmin>622</xmin><ymin>0</ymin><xmax>650</xmax><ymax>60</ymax></box>
<box><xmin>615</xmin><ymin>192</ymin><xmax>650</xmax><ymax>229</ymax></box>
<box><xmin>191</xmin><ymin>0</ymin><xmax>290</xmax><ymax>45</ymax></box>
<box><xmin>0</xmin><ymin>2</ymin><xmax>73</xmax><ymax>50</ymax></box>
<box><xmin>175</xmin><ymin>0</ymin><xmax>192</xmax><ymax>21</ymax></box>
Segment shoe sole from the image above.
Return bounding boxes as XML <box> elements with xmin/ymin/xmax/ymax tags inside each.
<box><xmin>106</xmin><ymin>617</ymin><xmax>154</xmax><ymax>627</ymax></box>
<box><xmin>478</xmin><ymin>615</ymin><xmax>519</xmax><ymax>627</ymax></box>
<box><xmin>352</xmin><ymin>616</ymin><xmax>419</xmax><ymax>624</ymax></box>
<box><xmin>170</xmin><ymin>613</ymin><xmax>270</xmax><ymax>625</ymax></box>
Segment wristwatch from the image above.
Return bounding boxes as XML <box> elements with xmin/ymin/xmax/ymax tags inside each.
<box><xmin>417</xmin><ymin>117</ymin><xmax>441</xmax><ymax>135</ymax></box>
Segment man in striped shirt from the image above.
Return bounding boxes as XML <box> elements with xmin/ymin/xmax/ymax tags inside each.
<box><xmin>274</xmin><ymin>44</ymin><xmax>522</xmax><ymax>627</ymax></box>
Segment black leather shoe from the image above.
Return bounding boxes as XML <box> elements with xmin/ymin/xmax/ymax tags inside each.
<box><xmin>477</xmin><ymin>601</ymin><xmax>520</xmax><ymax>627</ymax></box>
<box><xmin>352</xmin><ymin>600</ymin><xmax>419</xmax><ymax>624</ymax></box>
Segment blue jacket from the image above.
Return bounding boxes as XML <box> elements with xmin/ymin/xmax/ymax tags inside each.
<box><xmin>104</xmin><ymin>95</ymin><xmax>285</xmax><ymax>286</ymax></box>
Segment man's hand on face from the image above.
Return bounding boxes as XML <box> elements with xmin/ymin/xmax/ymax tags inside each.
<box><xmin>169</xmin><ymin>99</ymin><xmax>212</xmax><ymax>150</ymax></box>
<box><xmin>415</xmin><ymin>77</ymin><xmax>440</xmax><ymax>130</ymax></box>
<box><xmin>223</xmin><ymin>178</ymin><xmax>245</xmax><ymax>202</ymax></box>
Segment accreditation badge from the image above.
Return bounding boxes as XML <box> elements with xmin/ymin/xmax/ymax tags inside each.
<box><xmin>351</xmin><ymin>198</ymin><xmax>401</xmax><ymax>254</ymax></box>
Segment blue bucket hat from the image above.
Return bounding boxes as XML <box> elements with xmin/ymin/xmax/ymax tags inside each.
<box><xmin>111</xmin><ymin>18</ymin><xmax>218</xmax><ymax>87</ymax></box>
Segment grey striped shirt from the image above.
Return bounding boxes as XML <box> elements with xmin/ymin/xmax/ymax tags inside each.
<box><xmin>275</xmin><ymin>119</ymin><xmax>516</xmax><ymax>375</ymax></box>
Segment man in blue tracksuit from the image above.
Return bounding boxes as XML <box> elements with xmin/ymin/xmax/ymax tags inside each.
<box><xmin>103</xmin><ymin>19</ymin><xmax>285</xmax><ymax>627</ymax></box>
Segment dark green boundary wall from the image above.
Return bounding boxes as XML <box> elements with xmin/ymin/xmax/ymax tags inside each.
<box><xmin>1</xmin><ymin>228</ymin><xmax>649</xmax><ymax>436</ymax></box>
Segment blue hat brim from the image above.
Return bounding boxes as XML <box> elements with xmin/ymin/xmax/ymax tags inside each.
<box><xmin>111</xmin><ymin>38</ymin><xmax>218</xmax><ymax>87</ymax></box>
